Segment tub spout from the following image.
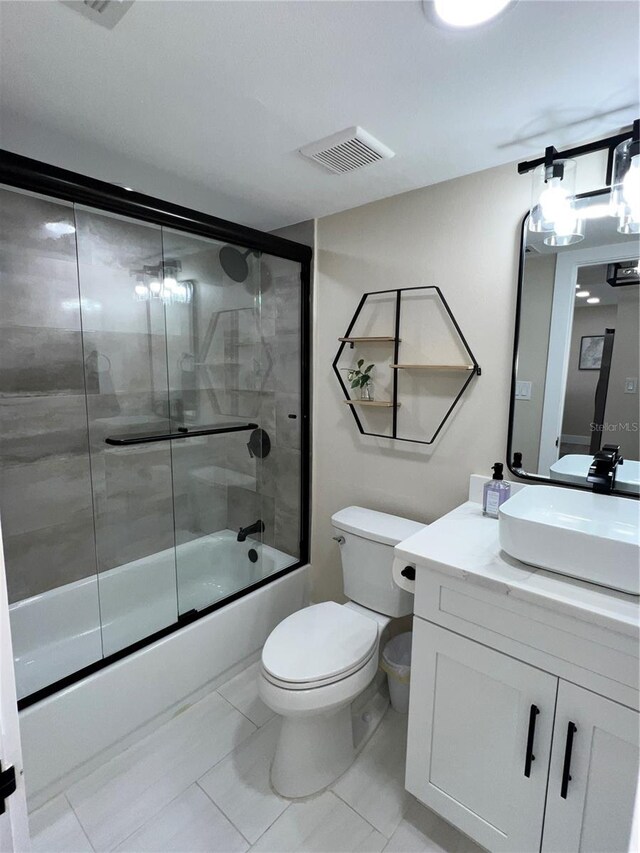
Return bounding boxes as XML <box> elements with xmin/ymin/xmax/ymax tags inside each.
<box><xmin>237</xmin><ymin>519</ymin><xmax>265</xmax><ymax>542</ymax></box>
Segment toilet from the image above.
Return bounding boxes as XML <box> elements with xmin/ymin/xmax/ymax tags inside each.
<box><xmin>258</xmin><ymin>506</ymin><xmax>425</xmax><ymax>798</ymax></box>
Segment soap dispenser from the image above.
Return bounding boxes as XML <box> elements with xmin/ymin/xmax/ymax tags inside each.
<box><xmin>483</xmin><ymin>462</ymin><xmax>511</xmax><ymax>518</ymax></box>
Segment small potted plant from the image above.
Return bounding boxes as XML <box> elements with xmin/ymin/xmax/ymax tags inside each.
<box><xmin>348</xmin><ymin>359</ymin><xmax>375</xmax><ymax>401</ymax></box>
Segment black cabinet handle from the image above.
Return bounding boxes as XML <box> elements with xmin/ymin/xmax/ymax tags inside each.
<box><xmin>560</xmin><ymin>722</ymin><xmax>577</xmax><ymax>799</ymax></box>
<box><xmin>524</xmin><ymin>704</ymin><xmax>540</xmax><ymax>778</ymax></box>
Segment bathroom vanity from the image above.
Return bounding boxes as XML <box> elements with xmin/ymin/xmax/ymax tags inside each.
<box><xmin>397</xmin><ymin>478</ymin><xmax>639</xmax><ymax>853</ymax></box>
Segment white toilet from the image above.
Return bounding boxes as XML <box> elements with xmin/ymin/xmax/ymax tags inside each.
<box><xmin>258</xmin><ymin>506</ymin><xmax>425</xmax><ymax>798</ymax></box>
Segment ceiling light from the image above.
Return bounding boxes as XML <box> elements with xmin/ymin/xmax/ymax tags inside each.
<box><xmin>426</xmin><ymin>0</ymin><xmax>516</xmax><ymax>28</ymax></box>
<box><xmin>45</xmin><ymin>221</ymin><xmax>76</xmax><ymax>237</ymax></box>
<box><xmin>587</xmin><ymin>297</ymin><xmax>600</xmax><ymax>304</ymax></box>
<box><xmin>611</xmin><ymin>119</ymin><xmax>640</xmax><ymax>234</ymax></box>
<box><xmin>576</xmin><ymin>290</ymin><xmax>590</xmax><ymax>298</ymax></box>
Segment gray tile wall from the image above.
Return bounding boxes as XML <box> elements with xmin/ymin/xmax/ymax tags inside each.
<box><xmin>253</xmin><ymin>255</ymin><xmax>303</xmax><ymax>561</ymax></box>
<box><xmin>0</xmin><ymin>189</ymin><xmax>98</xmax><ymax>603</ymax></box>
<box><xmin>0</xmin><ymin>191</ymin><xmax>306</xmax><ymax>612</ymax></box>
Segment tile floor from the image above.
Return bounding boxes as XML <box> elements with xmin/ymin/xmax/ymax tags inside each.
<box><xmin>29</xmin><ymin>661</ymin><xmax>484</xmax><ymax>853</ymax></box>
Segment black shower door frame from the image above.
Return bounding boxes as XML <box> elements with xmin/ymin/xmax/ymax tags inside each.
<box><xmin>0</xmin><ymin>150</ymin><xmax>312</xmax><ymax>709</ymax></box>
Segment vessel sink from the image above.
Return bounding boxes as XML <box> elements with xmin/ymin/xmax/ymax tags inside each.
<box><xmin>498</xmin><ymin>485</ymin><xmax>640</xmax><ymax>594</ymax></box>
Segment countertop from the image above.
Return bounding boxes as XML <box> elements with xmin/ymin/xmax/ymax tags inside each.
<box><xmin>395</xmin><ymin>500</ymin><xmax>640</xmax><ymax>639</ymax></box>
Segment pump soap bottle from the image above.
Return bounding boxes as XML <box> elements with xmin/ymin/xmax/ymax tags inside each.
<box><xmin>483</xmin><ymin>462</ymin><xmax>511</xmax><ymax>518</ymax></box>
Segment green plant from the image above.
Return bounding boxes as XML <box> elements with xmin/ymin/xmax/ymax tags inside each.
<box><xmin>348</xmin><ymin>359</ymin><xmax>375</xmax><ymax>389</ymax></box>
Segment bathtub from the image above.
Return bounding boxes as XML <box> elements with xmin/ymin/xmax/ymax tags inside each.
<box><xmin>10</xmin><ymin>530</ymin><xmax>296</xmax><ymax>701</ymax></box>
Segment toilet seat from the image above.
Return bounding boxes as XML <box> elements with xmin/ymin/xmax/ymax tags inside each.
<box><xmin>261</xmin><ymin>602</ymin><xmax>379</xmax><ymax>690</ymax></box>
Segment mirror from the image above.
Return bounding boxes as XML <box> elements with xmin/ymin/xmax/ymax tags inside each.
<box><xmin>509</xmin><ymin>189</ymin><xmax>640</xmax><ymax>495</ymax></box>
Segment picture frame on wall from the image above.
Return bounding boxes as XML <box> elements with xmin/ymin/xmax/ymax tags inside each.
<box><xmin>579</xmin><ymin>335</ymin><xmax>605</xmax><ymax>370</ymax></box>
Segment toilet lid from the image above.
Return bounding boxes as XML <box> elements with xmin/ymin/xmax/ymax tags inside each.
<box><xmin>262</xmin><ymin>602</ymin><xmax>378</xmax><ymax>685</ymax></box>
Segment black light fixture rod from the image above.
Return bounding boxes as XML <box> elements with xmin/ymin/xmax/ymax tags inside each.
<box><xmin>517</xmin><ymin>127</ymin><xmax>636</xmax><ymax>175</ymax></box>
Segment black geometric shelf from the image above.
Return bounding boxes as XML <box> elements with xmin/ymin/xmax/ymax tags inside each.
<box><xmin>332</xmin><ymin>286</ymin><xmax>480</xmax><ymax>445</ymax></box>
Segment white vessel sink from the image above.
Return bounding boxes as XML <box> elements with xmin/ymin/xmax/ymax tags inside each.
<box><xmin>499</xmin><ymin>485</ymin><xmax>640</xmax><ymax>594</ymax></box>
<box><xmin>550</xmin><ymin>454</ymin><xmax>640</xmax><ymax>496</ymax></box>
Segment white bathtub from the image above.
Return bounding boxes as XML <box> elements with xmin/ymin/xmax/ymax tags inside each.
<box><xmin>10</xmin><ymin>530</ymin><xmax>296</xmax><ymax>701</ymax></box>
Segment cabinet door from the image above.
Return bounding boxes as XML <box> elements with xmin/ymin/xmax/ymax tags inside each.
<box><xmin>406</xmin><ymin>619</ymin><xmax>557</xmax><ymax>853</ymax></box>
<box><xmin>542</xmin><ymin>681</ymin><xmax>639</xmax><ymax>853</ymax></box>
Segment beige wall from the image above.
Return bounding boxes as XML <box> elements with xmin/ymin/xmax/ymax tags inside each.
<box><xmin>311</xmin><ymin>162</ymin><xmax>531</xmax><ymax>603</ymax></box>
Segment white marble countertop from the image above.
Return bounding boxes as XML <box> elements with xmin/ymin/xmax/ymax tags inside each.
<box><xmin>395</xmin><ymin>499</ymin><xmax>640</xmax><ymax>639</ymax></box>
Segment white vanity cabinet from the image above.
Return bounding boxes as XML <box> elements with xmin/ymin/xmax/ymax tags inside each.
<box><xmin>542</xmin><ymin>681</ymin><xmax>639</xmax><ymax>853</ymax></box>
<box><xmin>399</xmin><ymin>499</ymin><xmax>640</xmax><ymax>853</ymax></box>
<box><xmin>407</xmin><ymin>619</ymin><xmax>639</xmax><ymax>853</ymax></box>
<box><xmin>407</xmin><ymin>619</ymin><xmax>557</xmax><ymax>852</ymax></box>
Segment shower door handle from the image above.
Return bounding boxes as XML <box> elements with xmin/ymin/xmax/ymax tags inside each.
<box><xmin>105</xmin><ymin>422</ymin><xmax>259</xmax><ymax>445</ymax></box>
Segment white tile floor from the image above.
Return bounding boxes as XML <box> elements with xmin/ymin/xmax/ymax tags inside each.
<box><xmin>29</xmin><ymin>661</ymin><xmax>484</xmax><ymax>853</ymax></box>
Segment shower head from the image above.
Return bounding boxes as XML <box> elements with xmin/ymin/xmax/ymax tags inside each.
<box><xmin>219</xmin><ymin>245</ymin><xmax>257</xmax><ymax>283</ymax></box>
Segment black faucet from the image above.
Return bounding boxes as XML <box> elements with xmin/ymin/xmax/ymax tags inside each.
<box><xmin>237</xmin><ymin>519</ymin><xmax>265</xmax><ymax>542</ymax></box>
<box><xmin>587</xmin><ymin>444</ymin><xmax>623</xmax><ymax>494</ymax></box>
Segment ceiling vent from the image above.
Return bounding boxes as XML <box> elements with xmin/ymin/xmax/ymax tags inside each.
<box><xmin>299</xmin><ymin>127</ymin><xmax>395</xmax><ymax>174</ymax></box>
<box><xmin>61</xmin><ymin>0</ymin><xmax>134</xmax><ymax>29</ymax></box>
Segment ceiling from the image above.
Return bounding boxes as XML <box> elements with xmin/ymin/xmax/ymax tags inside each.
<box><xmin>0</xmin><ymin>1</ymin><xmax>638</xmax><ymax>231</ymax></box>
<box><xmin>575</xmin><ymin>263</ymin><xmax>639</xmax><ymax>306</ymax></box>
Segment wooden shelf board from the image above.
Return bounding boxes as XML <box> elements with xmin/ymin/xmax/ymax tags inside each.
<box><xmin>390</xmin><ymin>364</ymin><xmax>474</xmax><ymax>371</ymax></box>
<box><xmin>339</xmin><ymin>336</ymin><xmax>398</xmax><ymax>343</ymax></box>
<box><xmin>344</xmin><ymin>400</ymin><xmax>397</xmax><ymax>408</ymax></box>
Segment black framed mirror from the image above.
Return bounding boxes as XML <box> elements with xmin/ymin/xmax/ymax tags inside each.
<box><xmin>508</xmin><ymin>188</ymin><xmax>640</xmax><ymax>496</ymax></box>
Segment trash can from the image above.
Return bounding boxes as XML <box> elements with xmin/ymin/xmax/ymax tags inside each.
<box><xmin>381</xmin><ymin>632</ymin><xmax>412</xmax><ymax>713</ymax></box>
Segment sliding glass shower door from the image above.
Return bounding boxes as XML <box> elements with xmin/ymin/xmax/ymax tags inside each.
<box><xmin>0</xmin><ymin>187</ymin><xmax>103</xmax><ymax>698</ymax></box>
<box><xmin>0</xmin><ymin>181</ymin><xmax>307</xmax><ymax>701</ymax></box>
<box><xmin>162</xmin><ymin>226</ymin><xmax>272</xmax><ymax>617</ymax></box>
<box><xmin>74</xmin><ymin>206</ymin><xmax>178</xmax><ymax>656</ymax></box>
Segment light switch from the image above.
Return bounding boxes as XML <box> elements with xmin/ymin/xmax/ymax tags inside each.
<box><xmin>624</xmin><ymin>377</ymin><xmax>638</xmax><ymax>394</ymax></box>
<box><xmin>515</xmin><ymin>380</ymin><xmax>532</xmax><ymax>401</ymax></box>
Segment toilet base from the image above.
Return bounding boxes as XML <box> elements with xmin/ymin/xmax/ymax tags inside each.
<box><xmin>271</xmin><ymin>704</ymin><xmax>355</xmax><ymax>798</ymax></box>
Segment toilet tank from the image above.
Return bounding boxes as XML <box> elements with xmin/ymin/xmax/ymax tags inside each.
<box><xmin>331</xmin><ymin>506</ymin><xmax>426</xmax><ymax>617</ymax></box>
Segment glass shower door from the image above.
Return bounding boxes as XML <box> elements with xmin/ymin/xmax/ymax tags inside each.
<box><xmin>0</xmin><ymin>186</ymin><xmax>102</xmax><ymax>699</ymax></box>
<box><xmin>166</xmin><ymin>236</ymin><xmax>305</xmax><ymax>616</ymax></box>
<box><xmin>75</xmin><ymin>206</ymin><xmax>178</xmax><ymax>655</ymax></box>
<box><xmin>1</xmin><ymin>180</ymin><xmax>307</xmax><ymax>703</ymax></box>
<box><xmin>162</xmin><ymin>228</ymin><xmax>272</xmax><ymax>615</ymax></box>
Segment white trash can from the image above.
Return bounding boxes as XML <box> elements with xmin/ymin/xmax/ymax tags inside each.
<box><xmin>381</xmin><ymin>632</ymin><xmax>412</xmax><ymax>713</ymax></box>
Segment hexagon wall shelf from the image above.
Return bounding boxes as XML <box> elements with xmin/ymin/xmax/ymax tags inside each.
<box><xmin>332</xmin><ymin>286</ymin><xmax>480</xmax><ymax>445</ymax></box>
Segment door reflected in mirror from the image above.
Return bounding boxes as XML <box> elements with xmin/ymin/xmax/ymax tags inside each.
<box><xmin>511</xmin><ymin>190</ymin><xmax>639</xmax><ymax>495</ymax></box>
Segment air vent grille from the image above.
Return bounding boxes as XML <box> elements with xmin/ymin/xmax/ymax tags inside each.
<box><xmin>299</xmin><ymin>127</ymin><xmax>395</xmax><ymax>174</ymax></box>
<box><xmin>61</xmin><ymin>0</ymin><xmax>133</xmax><ymax>28</ymax></box>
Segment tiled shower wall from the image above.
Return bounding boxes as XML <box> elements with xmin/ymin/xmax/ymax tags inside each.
<box><xmin>0</xmin><ymin>189</ymin><xmax>97</xmax><ymax>602</ymax></box>
<box><xmin>169</xmin><ymin>228</ymin><xmax>305</xmax><ymax>562</ymax></box>
<box><xmin>0</xmin><ymin>187</ymin><xmax>307</xmax><ymax>606</ymax></box>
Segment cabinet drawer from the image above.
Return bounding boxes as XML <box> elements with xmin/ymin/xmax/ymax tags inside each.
<box><xmin>414</xmin><ymin>569</ymin><xmax>639</xmax><ymax>708</ymax></box>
